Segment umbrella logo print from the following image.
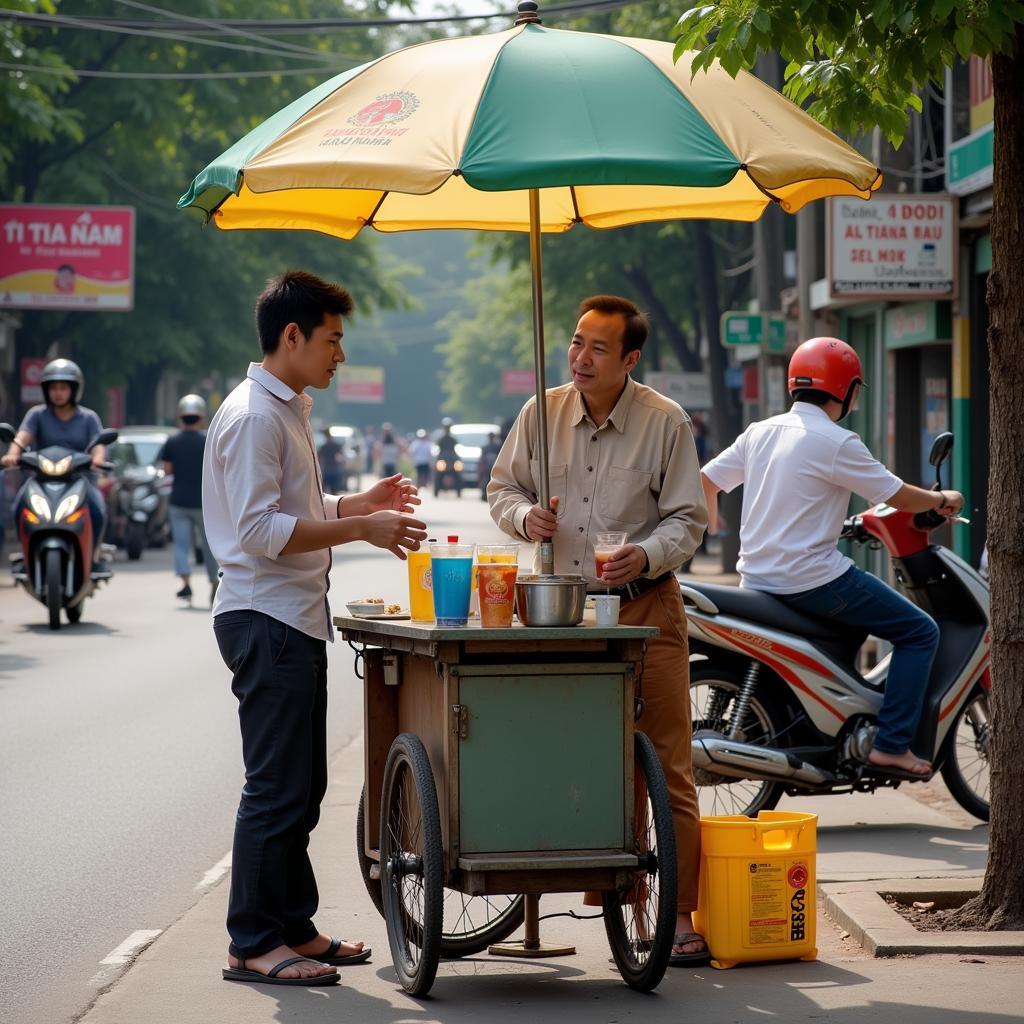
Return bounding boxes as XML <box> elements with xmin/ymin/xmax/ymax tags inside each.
<box><xmin>348</xmin><ymin>92</ymin><xmax>420</xmax><ymax>127</ymax></box>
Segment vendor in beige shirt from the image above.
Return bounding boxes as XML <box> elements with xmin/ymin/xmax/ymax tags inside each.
<box><xmin>487</xmin><ymin>294</ymin><xmax>709</xmax><ymax>966</ymax></box>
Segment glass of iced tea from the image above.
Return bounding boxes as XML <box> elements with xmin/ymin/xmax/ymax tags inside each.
<box><xmin>594</xmin><ymin>531</ymin><xmax>628</xmax><ymax>591</ymax></box>
<box><xmin>477</xmin><ymin>561</ymin><xmax>518</xmax><ymax>627</ymax></box>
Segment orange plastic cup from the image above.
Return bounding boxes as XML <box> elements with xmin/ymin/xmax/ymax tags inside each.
<box><xmin>478</xmin><ymin>562</ymin><xmax>518</xmax><ymax>628</ymax></box>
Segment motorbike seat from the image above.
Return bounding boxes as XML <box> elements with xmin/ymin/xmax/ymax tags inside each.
<box><xmin>681</xmin><ymin>580</ymin><xmax>867</xmax><ymax>672</ymax></box>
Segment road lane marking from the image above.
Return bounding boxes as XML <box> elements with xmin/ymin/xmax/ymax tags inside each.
<box><xmin>196</xmin><ymin>851</ymin><xmax>232</xmax><ymax>891</ymax></box>
<box><xmin>99</xmin><ymin>929</ymin><xmax>163</xmax><ymax>966</ymax></box>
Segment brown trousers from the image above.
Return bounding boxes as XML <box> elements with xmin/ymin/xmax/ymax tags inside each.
<box><xmin>622</xmin><ymin>578</ymin><xmax>701</xmax><ymax>912</ymax></box>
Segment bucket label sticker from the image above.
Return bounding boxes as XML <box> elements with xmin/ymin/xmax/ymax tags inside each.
<box><xmin>746</xmin><ymin>859</ymin><xmax>810</xmax><ymax>946</ymax></box>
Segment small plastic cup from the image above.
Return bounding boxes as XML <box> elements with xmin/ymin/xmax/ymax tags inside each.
<box><xmin>430</xmin><ymin>542</ymin><xmax>475</xmax><ymax>627</ymax></box>
<box><xmin>594</xmin><ymin>531</ymin><xmax>628</xmax><ymax>588</ymax></box>
<box><xmin>478</xmin><ymin>561</ymin><xmax>518</xmax><ymax>628</ymax></box>
<box><xmin>593</xmin><ymin>594</ymin><xmax>621</xmax><ymax>627</ymax></box>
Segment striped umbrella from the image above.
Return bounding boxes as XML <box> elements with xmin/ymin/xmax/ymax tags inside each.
<box><xmin>180</xmin><ymin>1</ymin><xmax>881</xmax><ymax>571</ymax></box>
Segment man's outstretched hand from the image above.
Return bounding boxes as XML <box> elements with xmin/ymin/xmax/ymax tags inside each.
<box><xmin>363</xmin><ymin>474</ymin><xmax>421</xmax><ymax>514</ymax></box>
<box><xmin>361</xmin><ymin>510</ymin><xmax>428</xmax><ymax>560</ymax></box>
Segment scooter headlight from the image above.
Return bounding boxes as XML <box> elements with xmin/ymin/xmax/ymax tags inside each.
<box><xmin>29</xmin><ymin>493</ymin><xmax>52</xmax><ymax>521</ymax></box>
<box><xmin>54</xmin><ymin>494</ymin><xmax>82</xmax><ymax>522</ymax></box>
<box><xmin>453</xmin><ymin>460</ymin><xmax>464</xmax><ymax>472</ymax></box>
<box><xmin>436</xmin><ymin>459</ymin><xmax>447</xmax><ymax>471</ymax></box>
<box><xmin>39</xmin><ymin>454</ymin><xmax>72</xmax><ymax>476</ymax></box>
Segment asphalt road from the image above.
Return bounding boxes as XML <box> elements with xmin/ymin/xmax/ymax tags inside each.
<box><xmin>0</xmin><ymin>491</ymin><xmax>504</xmax><ymax>1024</ymax></box>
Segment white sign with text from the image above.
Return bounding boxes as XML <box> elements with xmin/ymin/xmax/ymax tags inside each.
<box><xmin>828</xmin><ymin>195</ymin><xmax>956</xmax><ymax>300</ymax></box>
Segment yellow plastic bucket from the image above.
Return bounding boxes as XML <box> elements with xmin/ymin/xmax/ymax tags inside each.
<box><xmin>693</xmin><ymin>811</ymin><xmax>818</xmax><ymax>969</ymax></box>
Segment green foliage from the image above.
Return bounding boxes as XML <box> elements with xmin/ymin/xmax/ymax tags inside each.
<box><xmin>3</xmin><ymin>0</ymin><xmax>413</xmax><ymax>415</ymax></box>
<box><xmin>673</xmin><ymin>0</ymin><xmax>1024</xmax><ymax>145</ymax></box>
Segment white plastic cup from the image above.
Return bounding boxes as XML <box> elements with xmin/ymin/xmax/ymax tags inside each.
<box><xmin>593</xmin><ymin>594</ymin><xmax>621</xmax><ymax>627</ymax></box>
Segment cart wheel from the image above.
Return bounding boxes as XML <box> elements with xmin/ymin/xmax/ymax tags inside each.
<box><xmin>603</xmin><ymin>731</ymin><xmax>677</xmax><ymax>992</ymax></box>
<box><xmin>358</xmin><ymin>786</ymin><xmax>524</xmax><ymax>956</ymax></box>
<box><xmin>380</xmin><ymin>734</ymin><xmax>443</xmax><ymax>995</ymax></box>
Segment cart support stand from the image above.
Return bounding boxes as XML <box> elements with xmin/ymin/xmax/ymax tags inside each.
<box><xmin>488</xmin><ymin>894</ymin><xmax>577</xmax><ymax>958</ymax></box>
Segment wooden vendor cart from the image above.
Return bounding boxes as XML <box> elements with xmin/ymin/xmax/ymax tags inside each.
<box><xmin>337</xmin><ymin>615</ymin><xmax>677</xmax><ymax>996</ymax></box>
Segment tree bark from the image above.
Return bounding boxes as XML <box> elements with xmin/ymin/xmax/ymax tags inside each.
<box><xmin>694</xmin><ymin>220</ymin><xmax>743</xmax><ymax>572</ymax></box>
<box><xmin>952</xmin><ymin>30</ymin><xmax>1024</xmax><ymax>931</ymax></box>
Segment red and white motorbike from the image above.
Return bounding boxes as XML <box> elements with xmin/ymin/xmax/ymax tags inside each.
<box><xmin>683</xmin><ymin>432</ymin><xmax>991</xmax><ymax>821</ymax></box>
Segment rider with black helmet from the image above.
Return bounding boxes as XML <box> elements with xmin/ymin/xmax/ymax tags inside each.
<box><xmin>2</xmin><ymin>358</ymin><xmax>110</xmax><ymax>568</ymax></box>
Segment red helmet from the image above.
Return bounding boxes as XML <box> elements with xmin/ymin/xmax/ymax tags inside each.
<box><xmin>787</xmin><ymin>337</ymin><xmax>865</xmax><ymax>401</ymax></box>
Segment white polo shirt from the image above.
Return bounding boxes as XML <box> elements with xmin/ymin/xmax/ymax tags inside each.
<box><xmin>703</xmin><ymin>402</ymin><xmax>902</xmax><ymax>594</ymax></box>
<box><xmin>202</xmin><ymin>363</ymin><xmax>342</xmax><ymax>641</ymax></box>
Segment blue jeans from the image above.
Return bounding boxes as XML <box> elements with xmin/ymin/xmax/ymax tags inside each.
<box><xmin>170</xmin><ymin>505</ymin><xmax>217</xmax><ymax>582</ymax></box>
<box><xmin>776</xmin><ymin>565</ymin><xmax>940</xmax><ymax>754</ymax></box>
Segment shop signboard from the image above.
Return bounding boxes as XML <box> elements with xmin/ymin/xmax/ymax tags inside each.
<box><xmin>500</xmin><ymin>368</ymin><xmax>536</xmax><ymax>396</ymax></box>
<box><xmin>0</xmin><ymin>204</ymin><xmax>135</xmax><ymax>311</ymax></box>
<box><xmin>827</xmin><ymin>195</ymin><xmax>957</xmax><ymax>300</ymax></box>
<box><xmin>645</xmin><ymin>371</ymin><xmax>712</xmax><ymax>410</ymax></box>
<box><xmin>20</xmin><ymin>356</ymin><xmax>47</xmax><ymax>403</ymax></box>
<box><xmin>336</xmin><ymin>365</ymin><xmax>384</xmax><ymax>403</ymax></box>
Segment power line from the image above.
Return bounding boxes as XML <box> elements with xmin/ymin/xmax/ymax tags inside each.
<box><xmin>2</xmin><ymin>0</ymin><xmax>643</xmax><ymax>34</ymax></box>
<box><xmin>0</xmin><ymin>60</ymin><xmax>356</xmax><ymax>80</ymax></box>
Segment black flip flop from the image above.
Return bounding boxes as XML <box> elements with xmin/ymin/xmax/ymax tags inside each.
<box><xmin>222</xmin><ymin>955</ymin><xmax>340</xmax><ymax>986</ymax></box>
<box><xmin>669</xmin><ymin>931</ymin><xmax>711</xmax><ymax>967</ymax></box>
<box><xmin>866</xmin><ymin>764</ymin><xmax>933</xmax><ymax>782</ymax></box>
<box><xmin>314</xmin><ymin>937</ymin><xmax>372</xmax><ymax>966</ymax></box>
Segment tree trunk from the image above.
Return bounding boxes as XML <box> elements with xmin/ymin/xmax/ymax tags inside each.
<box><xmin>125</xmin><ymin>361</ymin><xmax>166</xmax><ymax>424</ymax></box>
<box><xmin>694</xmin><ymin>220</ymin><xmax>743</xmax><ymax>572</ymax></box>
<box><xmin>952</xmin><ymin>31</ymin><xmax>1024</xmax><ymax>931</ymax></box>
<box><xmin>623</xmin><ymin>264</ymin><xmax>700</xmax><ymax>371</ymax></box>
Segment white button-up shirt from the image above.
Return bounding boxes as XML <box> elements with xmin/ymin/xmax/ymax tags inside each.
<box><xmin>202</xmin><ymin>364</ymin><xmax>341</xmax><ymax>641</ymax></box>
<box><xmin>703</xmin><ymin>402</ymin><xmax>902</xmax><ymax>593</ymax></box>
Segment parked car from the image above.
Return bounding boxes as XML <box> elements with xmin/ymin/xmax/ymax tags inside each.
<box><xmin>106</xmin><ymin>427</ymin><xmax>171</xmax><ymax>559</ymax></box>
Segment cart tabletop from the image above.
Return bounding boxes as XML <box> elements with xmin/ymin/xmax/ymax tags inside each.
<box><xmin>334</xmin><ymin>615</ymin><xmax>659</xmax><ymax>644</ymax></box>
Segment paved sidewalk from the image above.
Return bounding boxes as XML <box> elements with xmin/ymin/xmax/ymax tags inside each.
<box><xmin>78</xmin><ymin>733</ymin><xmax>1016</xmax><ymax>1024</ymax></box>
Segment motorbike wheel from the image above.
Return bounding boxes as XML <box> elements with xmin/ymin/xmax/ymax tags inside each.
<box><xmin>125</xmin><ymin>521</ymin><xmax>145</xmax><ymax>561</ymax></box>
<box><xmin>689</xmin><ymin>664</ymin><xmax>786</xmax><ymax>817</ymax></box>
<box><xmin>939</xmin><ymin>688</ymin><xmax>991</xmax><ymax>821</ymax></box>
<box><xmin>45</xmin><ymin>548</ymin><xmax>62</xmax><ymax>631</ymax></box>
<box><xmin>66</xmin><ymin>602</ymin><xmax>83</xmax><ymax>624</ymax></box>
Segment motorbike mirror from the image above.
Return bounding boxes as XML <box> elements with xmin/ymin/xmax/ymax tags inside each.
<box><xmin>928</xmin><ymin>432</ymin><xmax>954</xmax><ymax>468</ymax></box>
<box><xmin>90</xmin><ymin>428</ymin><xmax>119</xmax><ymax>449</ymax></box>
<box><xmin>0</xmin><ymin>422</ymin><xmax>15</xmax><ymax>444</ymax></box>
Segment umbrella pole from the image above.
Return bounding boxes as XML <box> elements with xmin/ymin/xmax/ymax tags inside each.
<box><xmin>528</xmin><ymin>188</ymin><xmax>554</xmax><ymax>576</ymax></box>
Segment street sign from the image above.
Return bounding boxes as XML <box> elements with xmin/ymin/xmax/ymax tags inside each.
<box><xmin>720</xmin><ymin>311</ymin><xmax>786</xmax><ymax>352</ymax></box>
<box><xmin>645</xmin><ymin>371</ymin><xmax>712</xmax><ymax>410</ymax></box>
<box><xmin>337</xmin><ymin>365</ymin><xmax>384</xmax><ymax>403</ymax></box>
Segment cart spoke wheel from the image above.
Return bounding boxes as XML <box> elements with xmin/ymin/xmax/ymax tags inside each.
<box><xmin>603</xmin><ymin>731</ymin><xmax>677</xmax><ymax>992</ymax></box>
<box><xmin>380</xmin><ymin>734</ymin><xmax>443</xmax><ymax>995</ymax></box>
<box><xmin>358</xmin><ymin>788</ymin><xmax>524</xmax><ymax>956</ymax></box>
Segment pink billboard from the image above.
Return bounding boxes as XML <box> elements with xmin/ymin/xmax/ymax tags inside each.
<box><xmin>0</xmin><ymin>204</ymin><xmax>135</xmax><ymax>311</ymax></box>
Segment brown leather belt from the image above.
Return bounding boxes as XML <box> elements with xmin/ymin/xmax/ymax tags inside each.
<box><xmin>591</xmin><ymin>572</ymin><xmax>673</xmax><ymax>604</ymax></box>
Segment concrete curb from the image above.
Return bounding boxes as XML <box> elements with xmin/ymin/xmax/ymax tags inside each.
<box><xmin>821</xmin><ymin>877</ymin><xmax>1024</xmax><ymax>956</ymax></box>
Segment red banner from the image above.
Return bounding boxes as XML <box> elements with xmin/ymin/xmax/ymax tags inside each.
<box><xmin>500</xmin><ymin>368</ymin><xmax>536</xmax><ymax>396</ymax></box>
<box><xmin>0</xmin><ymin>204</ymin><xmax>135</xmax><ymax>311</ymax></box>
<box><xmin>21</xmin><ymin>357</ymin><xmax>48</xmax><ymax>404</ymax></box>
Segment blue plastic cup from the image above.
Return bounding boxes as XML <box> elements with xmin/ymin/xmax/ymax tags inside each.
<box><xmin>430</xmin><ymin>543</ymin><xmax>475</xmax><ymax>627</ymax></box>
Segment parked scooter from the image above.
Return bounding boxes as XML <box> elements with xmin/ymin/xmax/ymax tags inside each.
<box><xmin>1</xmin><ymin>422</ymin><xmax>118</xmax><ymax>629</ymax></box>
<box><xmin>682</xmin><ymin>432</ymin><xmax>991</xmax><ymax>821</ymax></box>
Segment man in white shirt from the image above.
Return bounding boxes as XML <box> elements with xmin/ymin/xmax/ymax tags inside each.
<box><xmin>701</xmin><ymin>337</ymin><xmax>962</xmax><ymax>780</ymax></box>
<box><xmin>204</xmin><ymin>270</ymin><xmax>427</xmax><ymax>987</ymax></box>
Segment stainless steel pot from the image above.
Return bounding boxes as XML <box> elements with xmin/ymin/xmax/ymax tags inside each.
<box><xmin>515</xmin><ymin>574</ymin><xmax>587</xmax><ymax>627</ymax></box>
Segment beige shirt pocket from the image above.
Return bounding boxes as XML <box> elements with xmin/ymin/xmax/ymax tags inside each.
<box><xmin>598</xmin><ymin>465</ymin><xmax>653</xmax><ymax>526</ymax></box>
<box><xmin>530</xmin><ymin>460</ymin><xmax>568</xmax><ymax>518</ymax></box>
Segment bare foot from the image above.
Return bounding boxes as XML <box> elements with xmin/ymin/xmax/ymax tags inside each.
<box><xmin>293</xmin><ymin>933</ymin><xmax>365</xmax><ymax>959</ymax></box>
<box><xmin>228</xmin><ymin>944</ymin><xmax>337</xmax><ymax>980</ymax></box>
<box><xmin>868</xmin><ymin>748</ymin><xmax>931</xmax><ymax>775</ymax></box>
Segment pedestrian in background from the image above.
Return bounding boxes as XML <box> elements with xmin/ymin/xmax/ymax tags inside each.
<box><xmin>375</xmin><ymin>422</ymin><xmax>401</xmax><ymax>476</ymax></box>
<box><xmin>409</xmin><ymin>428</ymin><xmax>433</xmax><ymax>489</ymax></box>
<box><xmin>317</xmin><ymin>431</ymin><xmax>344</xmax><ymax>493</ymax></box>
<box><xmin>159</xmin><ymin>394</ymin><xmax>219</xmax><ymax>604</ymax></box>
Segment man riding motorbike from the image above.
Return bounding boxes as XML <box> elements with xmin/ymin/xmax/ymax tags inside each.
<box><xmin>700</xmin><ymin>337</ymin><xmax>963</xmax><ymax>780</ymax></box>
<box><xmin>2</xmin><ymin>358</ymin><xmax>111</xmax><ymax>573</ymax></box>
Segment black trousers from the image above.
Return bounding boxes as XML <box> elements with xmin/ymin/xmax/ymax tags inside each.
<box><xmin>214</xmin><ymin>610</ymin><xmax>328</xmax><ymax>959</ymax></box>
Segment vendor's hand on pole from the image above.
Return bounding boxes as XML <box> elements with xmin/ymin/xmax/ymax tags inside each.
<box><xmin>365</xmin><ymin>473</ymin><xmax>422</xmax><ymax>514</ymax></box>
<box><xmin>362</xmin><ymin>510</ymin><xmax>428</xmax><ymax>559</ymax></box>
<box><xmin>600</xmin><ymin>544</ymin><xmax>646</xmax><ymax>586</ymax></box>
<box><xmin>525</xmin><ymin>496</ymin><xmax>559</xmax><ymax>541</ymax></box>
